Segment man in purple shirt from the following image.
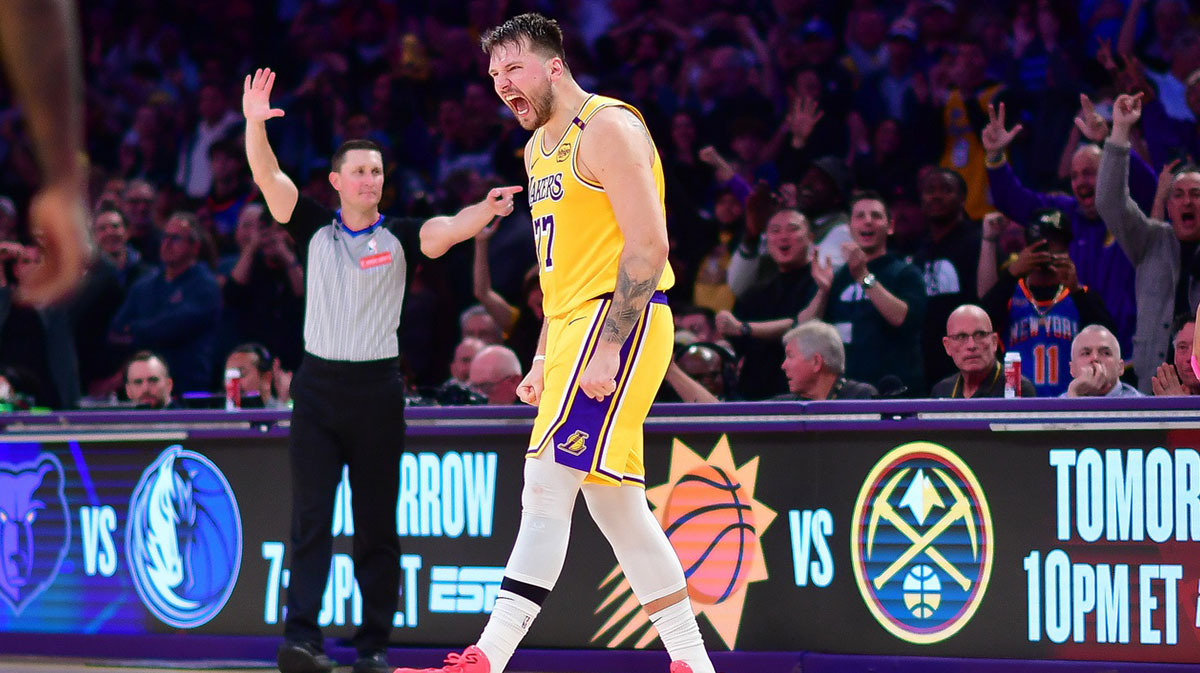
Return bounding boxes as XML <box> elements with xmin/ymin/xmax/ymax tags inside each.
<box><xmin>980</xmin><ymin>98</ymin><xmax>1156</xmax><ymax>359</ymax></box>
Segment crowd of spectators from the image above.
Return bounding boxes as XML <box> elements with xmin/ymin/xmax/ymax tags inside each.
<box><xmin>1</xmin><ymin>0</ymin><xmax>1199</xmax><ymax>410</ymax></box>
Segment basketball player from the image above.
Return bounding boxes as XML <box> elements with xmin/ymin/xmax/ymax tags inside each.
<box><xmin>395</xmin><ymin>13</ymin><xmax>715</xmax><ymax>673</ymax></box>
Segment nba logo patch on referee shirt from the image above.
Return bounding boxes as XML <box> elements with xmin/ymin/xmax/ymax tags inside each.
<box><xmin>360</xmin><ymin>251</ymin><xmax>393</xmax><ymax>269</ymax></box>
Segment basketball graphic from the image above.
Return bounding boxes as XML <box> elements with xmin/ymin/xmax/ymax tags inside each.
<box><xmin>592</xmin><ymin>436</ymin><xmax>776</xmax><ymax>650</ymax></box>
<box><xmin>662</xmin><ymin>464</ymin><xmax>757</xmax><ymax>604</ymax></box>
<box><xmin>902</xmin><ymin>564</ymin><xmax>942</xmax><ymax>618</ymax></box>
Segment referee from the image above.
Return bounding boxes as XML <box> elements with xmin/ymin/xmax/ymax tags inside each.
<box><xmin>243</xmin><ymin>68</ymin><xmax>520</xmax><ymax>673</ymax></box>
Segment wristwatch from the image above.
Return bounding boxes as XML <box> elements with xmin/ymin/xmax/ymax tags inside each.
<box><xmin>861</xmin><ymin>273</ymin><xmax>877</xmax><ymax>290</ymax></box>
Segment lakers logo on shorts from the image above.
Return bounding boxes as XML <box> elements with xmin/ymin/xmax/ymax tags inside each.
<box><xmin>557</xmin><ymin>430</ymin><xmax>589</xmax><ymax>456</ymax></box>
<box><xmin>591</xmin><ymin>436</ymin><xmax>776</xmax><ymax>649</ymax></box>
<box><xmin>556</xmin><ymin>143</ymin><xmax>572</xmax><ymax>162</ymax></box>
<box><xmin>850</xmin><ymin>441</ymin><xmax>993</xmax><ymax>644</ymax></box>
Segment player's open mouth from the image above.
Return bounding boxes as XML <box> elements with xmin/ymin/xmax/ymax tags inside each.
<box><xmin>506</xmin><ymin>95</ymin><xmax>530</xmax><ymax>116</ymax></box>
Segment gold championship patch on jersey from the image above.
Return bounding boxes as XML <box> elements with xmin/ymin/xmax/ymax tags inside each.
<box><xmin>556</xmin><ymin>143</ymin><xmax>571</xmax><ymax>162</ymax></box>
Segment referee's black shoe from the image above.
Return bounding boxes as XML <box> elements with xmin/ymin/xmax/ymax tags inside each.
<box><xmin>277</xmin><ymin>640</ymin><xmax>335</xmax><ymax>673</ymax></box>
<box><xmin>353</xmin><ymin>650</ymin><xmax>391</xmax><ymax>673</ymax></box>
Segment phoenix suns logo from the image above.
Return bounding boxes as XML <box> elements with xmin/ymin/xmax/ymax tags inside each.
<box><xmin>851</xmin><ymin>441</ymin><xmax>993</xmax><ymax>644</ymax></box>
<box><xmin>591</xmin><ymin>435</ymin><xmax>776</xmax><ymax>649</ymax></box>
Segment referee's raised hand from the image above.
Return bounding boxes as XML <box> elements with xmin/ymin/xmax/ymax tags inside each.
<box><xmin>484</xmin><ymin>186</ymin><xmax>523</xmax><ymax>218</ymax></box>
<box><xmin>243</xmin><ymin>68</ymin><xmax>285</xmax><ymax>123</ymax></box>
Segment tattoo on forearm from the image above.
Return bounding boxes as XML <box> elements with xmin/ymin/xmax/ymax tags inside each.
<box><xmin>602</xmin><ymin>259</ymin><xmax>661</xmax><ymax>345</ymax></box>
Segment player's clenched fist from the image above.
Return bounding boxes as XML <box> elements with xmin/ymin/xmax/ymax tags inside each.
<box><xmin>517</xmin><ymin>358</ymin><xmax>544</xmax><ymax>406</ymax></box>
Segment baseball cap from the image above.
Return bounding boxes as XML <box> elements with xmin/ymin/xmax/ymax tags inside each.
<box><xmin>811</xmin><ymin>156</ymin><xmax>853</xmax><ymax>201</ymax></box>
<box><xmin>1026</xmin><ymin>208</ymin><xmax>1072</xmax><ymax>245</ymax></box>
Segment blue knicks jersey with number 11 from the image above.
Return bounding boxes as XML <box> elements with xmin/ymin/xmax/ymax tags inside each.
<box><xmin>526</xmin><ymin>94</ymin><xmax>674</xmax><ymax>320</ymax></box>
<box><xmin>1007</xmin><ymin>280</ymin><xmax>1080</xmax><ymax>397</ymax></box>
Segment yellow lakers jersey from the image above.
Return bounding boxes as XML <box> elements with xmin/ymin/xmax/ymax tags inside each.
<box><xmin>939</xmin><ymin>84</ymin><xmax>1003</xmax><ymax>220</ymax></box>
<box><xmin>526</xmin><ymin>94</ymin><xmax>674</xmax><ymax>319</ymax></box>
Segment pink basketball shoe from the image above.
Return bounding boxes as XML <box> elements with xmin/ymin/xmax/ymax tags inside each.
<box><xmin>392</xmin><ymin>646</ymin><xmax>490</xmax><ymax>673</ymax></box>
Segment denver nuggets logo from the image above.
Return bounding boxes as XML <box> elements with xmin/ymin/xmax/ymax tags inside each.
<box><xmin>557</xmin><ymin>430</ymin><xmax>589</xmax><ymax>456</ymax></box>
<box><xmin>556</xmin><ymin>143</ymin><xmax>571</xmax><ymax>162</ymax></box>
<box><xmin>592</xmin><ymin>436</ymin><xmax>775</xmax><ymax>649</ymax></box>
<box><xmin>850</xmin><ymin>441</ymin><xmax>992</xmax><ymax>644</ymax></box>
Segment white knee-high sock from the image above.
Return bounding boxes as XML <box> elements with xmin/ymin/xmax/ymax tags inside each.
<box><xmin>476</xmin><ymin>589</ymin><xmax>540</xmax><ymax>673</ymax></box>
<box><xmin>581</xmin><ymin>484</ymin><xmax>714</xmax><ymax>673</ymax></box>
<box><xmin>476</xmin><ymin>456</ymin><xmax>584</xmax><ymax>673</ymax></box>
<box><xmin>649</xmin><ymin>599</ymin><xmax>714</xmax><ymax>673</ymax></box>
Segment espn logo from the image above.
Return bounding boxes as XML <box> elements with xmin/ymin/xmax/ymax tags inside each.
<box><xmin>429</xmin><ymin>565</ymin><xmax>505</xmax><ymax>614</ymax></box>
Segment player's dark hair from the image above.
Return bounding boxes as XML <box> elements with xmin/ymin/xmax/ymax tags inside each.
<box><xmin>481</xmin><ymin>13</ymin><xmax>568</xmax><ymax>70</ymax></box>
<box><xmin>331</xmin><ymin>139</ymin><xmax>383</xmax><ymax>172</ymax></box>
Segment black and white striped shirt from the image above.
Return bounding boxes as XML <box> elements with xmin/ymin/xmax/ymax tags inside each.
<box><xmin>285</xmin><ymin>196</ymin><xmax>425</xmax><ymax>362</ymax></box>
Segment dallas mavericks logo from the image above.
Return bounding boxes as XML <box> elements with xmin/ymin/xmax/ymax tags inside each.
<box><xmin>125</xmin><ymin>445</ymin><xmax>242</xmax><ymax>628</ymax></box>
<box><xmin>850</xmin><ymin>441</ymin><xmax>993</xmax><ymax>644</ymax></box>
<box><xmin>0</xmin><ymin>453</ymin><xmax>70</xmax><ymax>614</ymax></box>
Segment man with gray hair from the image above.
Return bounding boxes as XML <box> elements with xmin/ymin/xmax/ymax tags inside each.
<box><xmin>468</xmin><ymin>344</ymin><xmax>523</xmax><ymax>405</ymax></box>
<box><xmin>777</xmin><ymin>320</ymin><xmax>877</xmax><ymax>400</ymax></box>
<box><xmin>460</xmin><ymin>303</ymin><xmax>503</xmax><ymax>344</ymax></box>
<box><xmin>1063</xmin><ymin>324</ymin><xmax>1144</xmax><ymax>398</ymax></box>
<box><xmin>1097</xmin><ymin>92</ymin><xmax>1200</xmax><ymax>392</ymax></box>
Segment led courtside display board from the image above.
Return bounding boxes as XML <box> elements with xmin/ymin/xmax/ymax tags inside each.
<box><xmin>2</xmin><ymin>403</ymin><xmax>1199</xmax><ymax>664</ymax></box>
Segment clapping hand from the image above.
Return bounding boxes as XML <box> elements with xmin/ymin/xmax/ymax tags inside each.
<box><xmin>841</xmin><ymin>241</ymin><xmax>868</xmax><ymax>283</ymax></box>
<box><xmin>810</xmin><ymin>248</ymin><xmax>834</xmax><ymax>292</ymax></box>
<box><xmin>1151</xmin><ymin>362</ymin><xmax>1189</xmax><ymax>396</ymax></box>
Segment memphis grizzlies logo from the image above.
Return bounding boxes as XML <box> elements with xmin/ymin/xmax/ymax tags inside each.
<box><xmin>125</xmin><ymin>445</ymin><xmax>242</xmax><ymax>628</ymax></box>
<box><xmin>850</xmin><ymin>441</ymin><xmax>993</xmax><ymax>644</ymax></box>
<box><xmin>0</xmin><ymin>454</ymin><xmax>70</xmax><ymax>614</ymax></box>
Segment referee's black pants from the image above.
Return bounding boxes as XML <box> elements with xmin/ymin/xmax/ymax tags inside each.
<box><xmin>284</xmin><ymin>353</ymin><xmax>405</xmax><ymax>654</ymax></box>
